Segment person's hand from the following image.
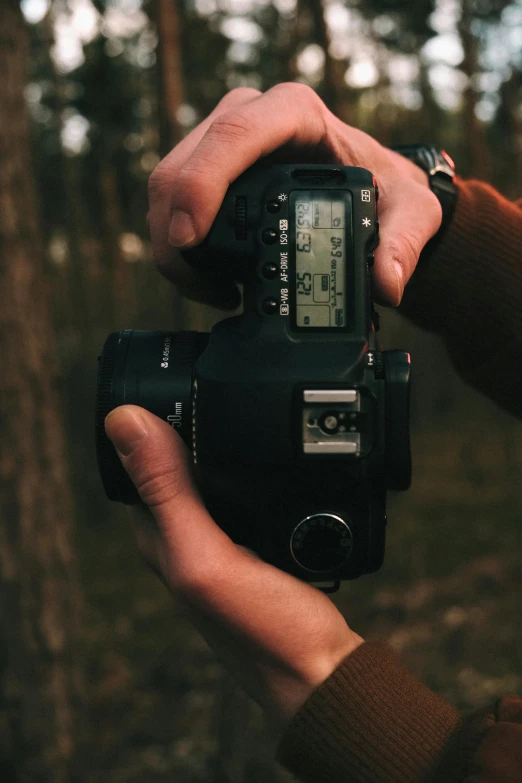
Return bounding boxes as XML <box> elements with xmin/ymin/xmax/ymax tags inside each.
<box><xmin>105</xmin><ymin>405</ymin><xmax>364</xmax><ymax>735</ymax></box>
<box><xmin>148</xmin><ymin>83</ymin><xmax>442</xmax><ymax>308</ymax></box>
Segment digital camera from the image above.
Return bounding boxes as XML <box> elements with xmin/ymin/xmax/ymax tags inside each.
<box><xmin>95</xmin><ymin>164</ymin><xmax>411</xmax><ymax>591</ymax></box>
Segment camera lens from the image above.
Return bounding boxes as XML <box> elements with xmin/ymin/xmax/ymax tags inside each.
<box><xmin>95</xmin><ymin>330</ymin><xmax>209</xmax><ymax>504</ymax></box>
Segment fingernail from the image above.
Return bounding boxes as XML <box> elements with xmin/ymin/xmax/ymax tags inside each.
<box><xmin>168</xmin><ymin>210</ymin><xmax>196</xmax><ymax>247</ymax></box>
<box><xmin>105</xmin><ymin>407</ymin><xmax>148</xmax><ymax>457</ymax></box>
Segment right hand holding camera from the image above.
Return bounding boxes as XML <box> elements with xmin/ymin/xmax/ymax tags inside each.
<box><xmin>148</xmin><ymin>83</ymin><xmax>442</xmax><ymax>308</ymax></box>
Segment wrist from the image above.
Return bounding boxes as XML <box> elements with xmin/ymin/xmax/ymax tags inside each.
<box><xmin>275</xmin><ymin>630</ymin><xmax>364</xmax><ymax>732</ymax></box>
<box><xmin>381</xmin><ymin>149</ymin><xmax>442</xmax><ymax>224</ymax></box>
<box><xmin>391</xmin><ymin>144</ymin><xmax>458</xmax><ymax>241</ymax></box>
<box><xmin>381</xmin><ymin>151</ymin><xmax>444</xmax><ymax>243</ymax></box>
<box><xmin>391</xmin><ymin>149</ymin><xmax>430</xmax><ymax>190</ymax></box>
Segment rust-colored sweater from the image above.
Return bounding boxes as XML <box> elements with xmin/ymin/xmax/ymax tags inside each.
<box><xmin>276</xmin><ymin>179</ymin><xmax>522</xmax><ymax>782</ymax></box>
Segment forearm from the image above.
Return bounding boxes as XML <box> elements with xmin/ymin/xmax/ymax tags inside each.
<box><xmin>398</xmin><ymin>178</ymin><xmax>522</xmax><ymax>418</ymax></box>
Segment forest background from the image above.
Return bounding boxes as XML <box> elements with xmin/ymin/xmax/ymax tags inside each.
<box><xmin>2</xmin><ymin>0</ymin><xmax>522</xmax><ymax>780</ymax></box>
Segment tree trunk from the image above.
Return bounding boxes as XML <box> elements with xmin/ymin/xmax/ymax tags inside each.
<box><xmin>99</xmin><ymin>147</ymin><xmax>136</xmax><ymax>329</ymax></box>
<box><xmin>459</xmin><ymin>0</ymin><xmax>490</xmax><ymax>179</ymax></box>
<box><xmin>152</xmin><ymin>0</ymin><xmax>185</xmax><ymax>158</ymax></box>
<box><xmin>285</xmin><ymin>0</ymin><xmax>347</xmax><ymax>118</ymax></box>
<box><xmin>497</xmin><ymin>69</ymin><xmax>522</xmax><ymax>198</ymax></box>
<box><xmin>149</xmin><ymin>0</ymin><xmax>196</xmax><ymax>328</ymax></box>
<box><xmin>0</xmin><ymin>3</ymin><xmax>87</xmax><ymax>780</ymax></box>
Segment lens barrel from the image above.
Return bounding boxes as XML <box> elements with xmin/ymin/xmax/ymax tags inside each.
<box><xmin>95</xmin><ymin>330</ymin><xmax>209</xmax><ymax>503</ymax></box>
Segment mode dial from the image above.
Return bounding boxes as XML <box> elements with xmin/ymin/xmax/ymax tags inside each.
<box><xmin>290</xmin><ymin>513</ymin><xmax>353</xmax><ymax>573</ymax></box>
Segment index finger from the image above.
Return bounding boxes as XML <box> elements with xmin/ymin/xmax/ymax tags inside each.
<box><xmin>148</xmin><ymin>87</ymin><xmax>261</xmax><ymax>287</ymax></box>
<box><xmin>167</xmin><ymin>83</ymin><xmax>330</xmax><ymax>247</ymax></box>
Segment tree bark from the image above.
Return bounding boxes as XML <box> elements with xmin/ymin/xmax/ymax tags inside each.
<box><xmin>0</xmin><ymin>3</ymin><xmax>86</xmax><ymax>780</ymax></box>
<box><xmin>459</xmin><ymin>0</ymin><xmax>490</xmax><ymax>179</ymax></box>
<box><xmin>151</xmin><ymin>0</ymin><xmax>185</xmax><ymax>158</ymax></box>
<box><xmin>149</xmin><ymin>0</ymin><xmax>196</xmax><ymax>328</ymax></box>
<box><xmin>285</xmin><ymin>0</ymin><xmax>348</xmax><ymax>118</ymax></box>
<box><xmin>497</xmin><ymin>69</ymin><xmax>522</xmax><ymax>198</ymax></box>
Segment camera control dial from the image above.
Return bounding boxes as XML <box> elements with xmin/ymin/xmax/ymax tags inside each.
<box><xmin>290</xmin><ymin>513</ymin><xmax>353</xmax><ymax>573</ymax></box>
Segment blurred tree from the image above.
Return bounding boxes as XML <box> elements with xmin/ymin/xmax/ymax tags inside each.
<box><xmin>495</xmin><ymin>67</ymin><xmax>522</xmax><ymax>195</ymax></box>
<box><xmin>149</xmin><ymin>0</ymin><xmax>185</xmax><ymax>157</ymax></box>
<box><xmin>360</xmin><ymin>0</ymin><xmax>437</xmax><ymax>45</ymax></box>
<box><xmin>0</xmin><ymin>2</ymin><xmax>87</xmax><ymax>780</ymax></box>
<box><xmin>357</xmin><ymin>0</ymin><xmax>439</xmax><ymax>142</ymax></box>
<box><xmin>286</xmin><ymin>0</ymin><xmax>352</xmax><ymax>119</ymax></box>
<box><xmin>459</xmin><ymin>0</ymin><xmax>490</xmax><ymax>178</ymax></box>
<box><xmin>458</xmin><ymin>0</ymin><xmax>513</xmax><ymax>180</ymax></box>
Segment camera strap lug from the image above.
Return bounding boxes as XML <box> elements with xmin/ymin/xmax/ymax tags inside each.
<box><xmin>312</xmin><ymin>581</ymin><xmax>341</xmax><ymax>594</ymax></box>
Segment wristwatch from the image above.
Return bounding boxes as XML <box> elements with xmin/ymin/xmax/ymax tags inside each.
<box><xmin>391</xmin><ymin>144</ymin><xmax>458</xmax><ymax>237</ymax></box>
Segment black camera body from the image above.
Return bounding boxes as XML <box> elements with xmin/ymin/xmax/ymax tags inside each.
<box><xmin>96</xmin><ymin>164</ymin><xmax>411</xmax><ymax>589</ymax></box>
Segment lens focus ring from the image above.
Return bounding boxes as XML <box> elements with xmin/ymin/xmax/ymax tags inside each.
<box><xmin>95</xmin><ymin>330</ymin><xmax>209</xmax><ymax>504</ymax></box>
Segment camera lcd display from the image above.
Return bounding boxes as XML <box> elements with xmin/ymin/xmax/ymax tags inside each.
<box><xmin>294</xmin><ymin>194</ymin><xmax>349</xmax><ymax>328</ymax></box>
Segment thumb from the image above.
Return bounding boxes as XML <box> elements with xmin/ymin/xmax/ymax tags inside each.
<box><xmin>104</xmin><ymin>405</ymin><xmax>234</xmax><ymax>588</ymax></box>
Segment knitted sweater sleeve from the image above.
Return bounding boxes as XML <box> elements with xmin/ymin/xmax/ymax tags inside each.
<box><xmin>276</xmin><ymin>641</ymin><xmax>522</xmax><ymax>782</ymax></box>
<box><xmin>398</xmin><ymin>177</ymin><xmax>522</xmax><ymax>418</ymax></box>
<box><xmin>276</xmin><ymin>180</ymin><xmax>522</xmax><ymax>782</ymax></box>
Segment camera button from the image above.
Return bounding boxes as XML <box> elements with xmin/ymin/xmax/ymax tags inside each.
<box><xmin>266</xmin><ymin>200</ymin><xmax>281</xmax><ymax>213</ymax></box>
<box><xmin>262</xmin><ymin>228</ymin><xmax>278</xmax><ymax>244</ymax></box>
<box><xmin>262</xmin><ymin>298</ymin><xmax>278</xmax><ymax>315</ymax></box>
<box><xmin>262</xmin><ymin>262</ymin><xmax>279</xmax><ymax>279</ymax></box>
